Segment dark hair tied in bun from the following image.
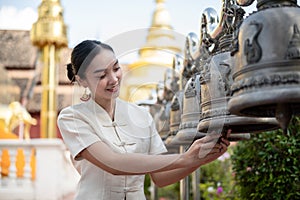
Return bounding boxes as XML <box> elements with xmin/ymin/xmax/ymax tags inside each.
<box><xmin>67</xmin><ymin>63</ymin><xmax>76</xmax><ymax>83</ymax></box>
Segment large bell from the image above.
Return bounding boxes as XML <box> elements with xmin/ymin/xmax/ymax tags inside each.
<box><xmin>197</xmin><ymin>48</ymin><xmax>278</xmax><ymax>139</ymax></box>
<box><xmin>155</xmin><ymin>69</ymin><xmax>174</xmax><ymax>140</ymax></box>
<box><xmin>171</xmin><ymin>74</ymin><xmax>206</xmax><ymax>145</ymax></box>
<box><xmin>165</xmin><ymin>91</ymin><xmax>183</xmax><ymax>145</ymax></box>
<box><xmin>229</xmin><ymin>0</ymin><xmax>300</xmax><ymax>133</ymax></box>
<box><xmin>163</xmin><ymin>54</ymin><xmax>185</xmax><ymax>146</ymax></box>
<box><xmin>156</xmin><ymin>66</ymin><xmax>181</xmax><ymax>147</ymax></box>
<box><xmin>197</xmin><ymin>1</ymin><xmax>279</xmax><ymax>139</ymax></box>
<box><xmin>167</xmin><ymin>34</ymin><xmax>204</xmax><ymax>145</ymax></box>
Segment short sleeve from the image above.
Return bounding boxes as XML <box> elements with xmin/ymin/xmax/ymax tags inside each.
<box><xmin>57</xmin><ymin>106</ymin><xmax>101</xmax><ymax>160</ymax></box>
<box><xmin>147</xmin><ymin>112</ymin><xmax>168</xmax><ymax>155</ymax></box>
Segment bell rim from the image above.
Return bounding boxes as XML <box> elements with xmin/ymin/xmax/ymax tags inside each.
<box><xmin>228</xmin><ymin>87</ymin><xmax>300</xmax><ymax>117</ymax></box>
<box><xmin>197</xmin><ymin>114</ymin><xmax>279</xmax><ymax>133</ymax></box>
<box><xmin>170</xmin><ymin>129</ymin><xmax>205</xmax><ymax>145</ymax></box>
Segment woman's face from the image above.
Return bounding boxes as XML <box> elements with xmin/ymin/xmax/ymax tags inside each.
<box><xmin>81</xmin><ymin>49</ymin><xmax>122</xmax><ymax>104</ymax></box>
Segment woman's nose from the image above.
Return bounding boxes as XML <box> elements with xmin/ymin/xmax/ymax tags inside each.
<box><xmin>108</xmin><ymin>72</ymin><xmax>118</xmax><ymax>83</ymax></box>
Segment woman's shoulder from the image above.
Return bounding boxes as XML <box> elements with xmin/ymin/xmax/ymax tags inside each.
<box><xmin>58</xmin><ymin>102</ymin><xmax>89</xmax><ymax>117</ymax></box>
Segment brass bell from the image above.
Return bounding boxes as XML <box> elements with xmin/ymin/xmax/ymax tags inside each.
<box><xmin>165</xmin><ymin>91</ymin><xmax>183</xmax><ymax>145</ymax></box>
<box><xmin>197</xmin><ymin>49</ymin><xmax>278</xmax><ymax>140</ymax></box>
<box><xmin>171</xmin><ymin>74</ymin><xmax>206</xmax><ymax>145</ymax></box>
<box><xmin>166</xmin><ymin>34</ymin><xmax>204</xmax><ymax>145</ymax></box>
<box><xmin>164</xmin><ymin>54</ymin><xmax>185</xmax><ymax>146</ymax></box>
<box><xmin>229</xmin><ymin>0</ymin><xmax>300</xmax><ymax>133</ymax></box>
<box><xmin>197</xmin><ymin>1</ymin><xmax>279</xmax><ymax>139</ymax></box>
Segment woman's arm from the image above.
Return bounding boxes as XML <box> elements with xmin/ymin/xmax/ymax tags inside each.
<box><xmin>80</xmin><ymin>132</ymin><xmax>229</xmax><ymax>176</ymax></box>
<box><xmin>80</xmin><ymin>141</ymin><xmax>186</xmax><ymax>175</ymax></box>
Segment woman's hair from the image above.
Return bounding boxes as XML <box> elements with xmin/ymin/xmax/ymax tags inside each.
<box><xmin>67</xmin><ymin>40</ymin><xmax>114</xmax><ymax>83</ymax></box>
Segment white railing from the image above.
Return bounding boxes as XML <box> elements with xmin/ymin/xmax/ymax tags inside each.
<box><xmin>0</xmin><ymin>139</ymin><xmax>80</xmax><ymax>200</ymax></box>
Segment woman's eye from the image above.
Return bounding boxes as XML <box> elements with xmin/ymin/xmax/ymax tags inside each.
<box><xmin>114</xmin><ymin>67</ymin><xmax>120</xmax><ymax>72</ymax></box>
<box><xmin>97</xmin><ymin>75</ymin><xmax>106</xmax><ymax>79</ymax></box>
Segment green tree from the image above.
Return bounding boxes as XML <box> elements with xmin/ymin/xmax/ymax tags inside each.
<box><xmin>231</xmin><ymin>117</ymin><xmax>300</xmax><ymax>200</ymax></box>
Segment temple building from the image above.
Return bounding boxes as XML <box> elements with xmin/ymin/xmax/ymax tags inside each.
<box><xmin>0</xmin><ymin>0</ymin><xmax>182</xmax><ymax>139</ymax></box>
<box><xmin>0</xmin><ymin>30</ymin><xmax>72</xmax><ymax>138</ymax></box>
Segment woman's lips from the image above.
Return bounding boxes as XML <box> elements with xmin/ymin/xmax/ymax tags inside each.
<box><xmin>106</xmin><ymin>85</ymin><xmax>119</xmax><ymax>92</ymax></box>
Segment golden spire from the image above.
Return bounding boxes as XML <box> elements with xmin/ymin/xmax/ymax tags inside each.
<box><xmin>121</xmin><ymin>0</ymin><xmax>182</xmax><ymax>102</ymax></box>
<box><xmin>151</xmin><ymin>0</ymin><xmax>171</xmax><ymax>29</ymax></box>
<box><xmin>31</xmin><ymin>0</ymin><xmax>68</xmax><ymax>47</ymax></box>
<box><xmin>30</xmin><ymin>0</ymin><xmax>68</xmax><ymax>138</ymax></box>
<box><xmin>129</xmin><ymin>0</ymin><xmax>182</xmax><ymax>69</ymax></box>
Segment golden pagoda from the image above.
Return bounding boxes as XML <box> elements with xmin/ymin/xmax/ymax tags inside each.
<box><xmin>120</xmin><ymin>0</ymin><xmax>182</xmax><ymax>102</ymax></box>
<box><xmin>30</xmin><ymin>0</ymin><xmax>68</xmax><ymax>138</ymax></box>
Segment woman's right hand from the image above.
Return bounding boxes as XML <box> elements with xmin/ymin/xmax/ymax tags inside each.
<box><xmin>183</xmin><ymin>130</ymin><xmax>231</xmax><ymax>167</ymax></box>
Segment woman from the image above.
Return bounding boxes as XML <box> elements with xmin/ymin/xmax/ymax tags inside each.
<box><xmin>57</xmin><ymin>40</ymin><xmax>230</xmax><ymax>200</ymax></box>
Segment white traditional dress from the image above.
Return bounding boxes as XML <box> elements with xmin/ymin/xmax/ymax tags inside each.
<box><xmin>57</xmin><ymin>98</ymin><xmax>167</xmax><ymax>200</ymax></box>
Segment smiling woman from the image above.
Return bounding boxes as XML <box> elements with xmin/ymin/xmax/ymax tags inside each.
<box><xmin>57</xmin><ymin>39</ymin><xmax>230</xmax><ymax>200</ymax></box>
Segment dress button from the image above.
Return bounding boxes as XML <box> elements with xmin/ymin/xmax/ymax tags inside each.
<box><xmin>120</xmin><ymin>141</ymin><xmax>126</xmax><ymax>146</ymax></box>
<box><xmin>112</xmin><ymin>122</ymin><xmax>117</xmax><ymax>126</ymax></box>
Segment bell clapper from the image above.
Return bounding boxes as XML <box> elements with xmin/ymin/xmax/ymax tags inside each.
<box><xmin>275</xmin><ymin>103</ymin><xmax>292</xmax><ymax>135</ymax></box>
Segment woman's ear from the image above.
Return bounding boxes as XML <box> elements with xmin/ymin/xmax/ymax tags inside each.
<box><xmin>75</xmin><ymin>75</ymin><xmax>88</xmax><ymax>87</ymax></box>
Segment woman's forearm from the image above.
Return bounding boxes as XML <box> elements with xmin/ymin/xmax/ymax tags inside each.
<box><xmin>80</xmin><ymin>133</ymin><xmax>229</xmax><ymax>176</ymax></box>
<box><xmin>81</xmin><ymin>141</ymin><xmax>191</xmax><ymax>175</ymax></box>
<box><xmin>150</xmin><ymin>166</ymin><xmax>200</xmax><ymax>187</ymax></box>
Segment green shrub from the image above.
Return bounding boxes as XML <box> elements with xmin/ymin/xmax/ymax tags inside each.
<box><xmin>200</xmin><ymin>147</ymin><xmax>239</xmax><ymax>200</ymax></box>
<box><xmin>231</xmin><ymin>117</ymin><xmax>300</xmax><ymax>200</ymax></box>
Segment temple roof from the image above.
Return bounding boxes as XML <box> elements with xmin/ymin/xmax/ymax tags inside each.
<box><xmin>0</xmin><ymin>30</ymin><xmax>37</xmax><ymax>69</ymax></box>
<box><xmin>0</xmin><ymin>30</ymin><xmax>72</xmax><ymax>112</ymax></box>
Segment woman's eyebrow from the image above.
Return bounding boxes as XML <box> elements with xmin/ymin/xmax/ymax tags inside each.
<box><xmin>113</xmin><ymin>59</ymin><xmax>119</xmax><ymax>66</ymax></box>
<box><xmin>93</xmin><ymin>68</ymin><xmax>105</xmax><ymax>74</ymax></box>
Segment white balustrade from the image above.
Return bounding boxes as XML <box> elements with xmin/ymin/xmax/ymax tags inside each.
<box><xmin>0</xmin><ymin>139</ymin><xmax>80</xmax><ymax>200</ymax></box>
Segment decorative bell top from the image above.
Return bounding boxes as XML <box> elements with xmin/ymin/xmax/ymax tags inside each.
<box><xmin>256</xmin><ymin>0</ymin><xmax>297</xmax><ymax>10</ymax></box>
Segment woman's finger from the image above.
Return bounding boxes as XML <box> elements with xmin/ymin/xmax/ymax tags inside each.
<box><xmin>198</xmin><ymin>143</ymin><xmax>227</xmax><ymax>158</ymax></box>
<box><xmin>200</xmin><ymin>142</ymin><xmax>223</xmax><ymax>150</ymax></box>
<box><xmin>198</xmin><ymin>146</ymin><xmax>227</xmax><ymax>159</ymax></box>
<box><xmin>225</xmin><ymin>129</ymin><xmax>231</xmax><ymax>139</ymax></box>
<box><xmin>198</xmin><ymin>133</ymin><xmax>221</xmax><ymax>143</ymax></box>
<box><xmin>220</xmin><ymin>137</ymin><xmax>230</xmax><ymax>147</ymax></box>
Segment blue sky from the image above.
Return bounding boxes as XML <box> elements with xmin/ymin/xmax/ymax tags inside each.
<box><xmin>0</xmin><ymin>0</ymin><xmax>255</xmax><ymax>62</ymax></box>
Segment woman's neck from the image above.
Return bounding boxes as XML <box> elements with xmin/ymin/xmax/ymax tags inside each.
<box><xmin>95</xmin><ymin>98</ymin><xmax>116</xmax><ymax>120</ymax></box>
